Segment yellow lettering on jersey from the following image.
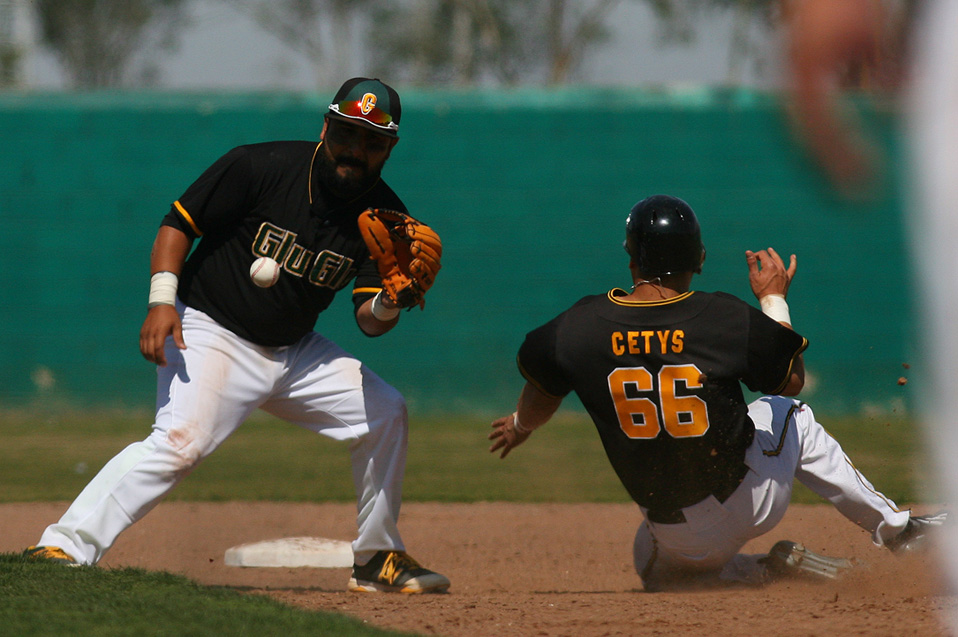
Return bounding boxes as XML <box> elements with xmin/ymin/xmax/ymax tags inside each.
<box><xmin>611</xmin><ymin>330</ymin><xmax>683</xmax><ymax>356</ymax></box>
<box><xmin>642</xmin><ymin>331</ymin><xmax>654</xmax><ymax>352</ymax></box>
<box><xmin>609</xmin><ymin>364</ymin><xmax>711</xmax><ymax>440</ymax></box>
<box><xmin>656</xmin><ymin>331</ymin><xmax>671</xmax><ymax>354</ymax></box>
<box><xmin>608</xmin><ymin>367</ymin><xmax>660</xmax><ymax>438</ymax></box>
<box><xmin>611</xmin><ymin>332</ymin><xmax>626</xmax><ymax>356</ymax></box>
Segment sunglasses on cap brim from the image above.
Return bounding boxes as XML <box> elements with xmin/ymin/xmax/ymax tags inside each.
<box><xmin>328</xmin><ymin>101</ymin><xmax>398</xmax><ymax>132</ymax></box>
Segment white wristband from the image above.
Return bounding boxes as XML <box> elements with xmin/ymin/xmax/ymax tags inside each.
<box><xmin>370</xmin><ymin>291</ymin><xmax>400</xmax><ymax>321</ymax></box>
<box><xmin>148</xmin><ymin>271</ymin><xmax>178</xmax><ymax>309</ymax></box>
<box><xmin>760</xmin><ymin>294</ymin><xmax>791</xmax><ymax>325</ymax></box>
<box><xmin>512</xmin><ymin>411</ymin><xmax>533</xmax><ymax>435</ymax></box>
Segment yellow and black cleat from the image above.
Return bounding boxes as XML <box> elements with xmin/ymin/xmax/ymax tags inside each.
<box><xmin>24</xmin><ymin>545</ymin><xmax>79</xmax><ymax>566</ymax></box>
<box><xmin>348</xmin><ymin>550</ymin><xmax>450</xmax><ymax>594</ymax></box>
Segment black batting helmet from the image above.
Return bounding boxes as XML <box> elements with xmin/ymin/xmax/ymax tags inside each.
<box><xmin>624</xmin><ymin>195</ymin><xmax>705</xmax><ymax>277</ymax></box>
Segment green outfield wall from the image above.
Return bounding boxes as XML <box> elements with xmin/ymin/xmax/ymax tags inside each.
<box><xmin>0</xmin><ymin>88</ymin><xmax>912</xmax><ymax>416</ymax></box>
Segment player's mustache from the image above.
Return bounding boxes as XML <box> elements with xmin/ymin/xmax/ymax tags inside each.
<box><xmin>335</xmin><ymin>156</ymin><xmax>367</xmax><ymax>170</ymax></box>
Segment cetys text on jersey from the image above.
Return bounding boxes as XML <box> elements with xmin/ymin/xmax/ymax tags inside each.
<box><xmin>611</xmin><ymin>330</ymin><xmax>685</xmax><ymax>356</ymax></box>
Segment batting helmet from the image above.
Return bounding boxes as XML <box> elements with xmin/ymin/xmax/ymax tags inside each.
<box><xmin>624</xmin><ymin>195</ymin><xmax>705</xmax><ymax>277</ymax></box>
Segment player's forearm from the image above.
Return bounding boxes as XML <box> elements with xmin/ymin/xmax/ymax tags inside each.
<box><xmin>515</xmin><ymin>382</ymin><xmax>563</xmax><ymax>433</ymax></box>
<box><xmin>146</xmin><ymin>226</ymin><xmax>193</xmax><ymax>311</ymax></box>
<box><xmin>150</xmin><ymin>226</ymin><xmax>193</xmax><ymax>275</ymax></box>
<box><xmin>356</xmin><ymin>293</ymin><xmax>400</xmax><ymax>336</ymax></box>
<box><xmin>784</xmin><ymin>0</ymin><xmax>887</xmax><ymax>190</ymax></box>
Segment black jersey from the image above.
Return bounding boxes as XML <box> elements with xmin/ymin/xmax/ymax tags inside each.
<box><xmin>161</xmin><ymin>141</ymin><xmax>406</xmax><ymax>346</ymax></box>
<box><xmin>517</xmin><ymin>288</ymin><xmax>808</xmax><ymax>514</ymax></box>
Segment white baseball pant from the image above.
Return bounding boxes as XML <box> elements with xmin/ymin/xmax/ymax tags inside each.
<box><xmin>38</xmin><ymin>302</ymin><xmax>408</xmax><ymax>566</ymax></box>
<box><xmin>633</xmin><ymin>395</ymin><xmax>911</xmax><ymax>588</ymax></box>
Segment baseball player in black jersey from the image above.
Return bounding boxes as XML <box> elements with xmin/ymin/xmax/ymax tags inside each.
<box><xmin>26</xmin><ymin>78</ymin><xmax>450</xmax><ymax>594</ymax></box>
<box><xmin>490</xmin><ymin>195</ymin><xmax>943</xmax><ymax>589</ymax></box>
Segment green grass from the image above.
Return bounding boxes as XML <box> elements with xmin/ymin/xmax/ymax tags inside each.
<box><xmin>794</xmin><ymin>411</ymin><xmax>931</xmax><ymax>505</ymax></box>
<box><xmin>0</xmin><ymin>554</ymin><xmax>411</xmax><ymax>637</ymax></box>
<box><xmin>0</xmin><ymin>405</ymin><xmax>930</xmax><ymax>505</ymax></box>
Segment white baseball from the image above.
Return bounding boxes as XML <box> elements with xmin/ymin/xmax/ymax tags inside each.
<box><xmin>250</xmin><ymin>256</ymin><xmax>281</xmax><ymax>288</ymax></box>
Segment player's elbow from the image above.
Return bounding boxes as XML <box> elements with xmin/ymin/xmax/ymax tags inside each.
<box><xmin>778</xmin><ymin>372</ymin><xmax>805</xmax><ymax>397</ymax></box>
<box><xmin>777</xmin><ymin>354</ymin><xmax>806</xmax><ymax>396</ymax></box>
<box><xmin>357</xmin><ymin>317</ymin><xmax>397</xmax><ymax>337</ymax></box>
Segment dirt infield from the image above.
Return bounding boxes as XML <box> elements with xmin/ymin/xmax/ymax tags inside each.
<box><xmin>3</xmin><ymin>501</ymin><xmax>955</xmax><ymax>636</ymax></box>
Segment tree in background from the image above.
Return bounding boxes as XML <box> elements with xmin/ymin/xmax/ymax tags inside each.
<box><xmin>31</xmin><ymin>0</ymin><xmax>914</xmax><ymax>91</ymax></box>
<box><xmin>646</xmin><ymin>0</ymin><xmax>916</xmax><ymax>88</ymax></box>
<box><xmin>644</xmin><ymin>0</ymin><xmax>780</xmax><ymax>85</ymax></box>
<box><xmin>541</xmin><ymin>0</ymin><xmax>624</xmax><ymax>84</ymax></box>
<box><xmin>366</xmin><ymin>0</ymin><xmax>516</xmax><ymax>85</ymax></box>
<box><xmin>236</xmin><ymin>0</ymin><xmax>376</xmax><ymax>88</ymax></box>
<box><xmin>0</xmin><ymin>0</ymin><xmax>23</xmax><ymax>88</ymax></box>
<box><xmin>366</xmin><ymin>0</ymin><xmax>628</xmax><ymax>86</ymax></box>
<box><xmin>34</xmin><ymin>0</ymin><xmax>187</xmax><ymax>88</ymax></box>
<box><xmin>363</xmin><ymin>0</ymin><xmax>785</xmax><ymax>87</ymax></box>
<box><xmin>240</xmin><ymin>0</ymin><xmax>618</xmax><ymax>88</ymax></box>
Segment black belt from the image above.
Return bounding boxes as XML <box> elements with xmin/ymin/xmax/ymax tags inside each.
<box><xmin>646</xmin><ymin>508</ymin><xmax>687</xmax><ymax>525</ymax></box>
<box><xmin>645</xmin><ymin>463</ymin><xmax>750</xmax><ymax>525</ymax></box>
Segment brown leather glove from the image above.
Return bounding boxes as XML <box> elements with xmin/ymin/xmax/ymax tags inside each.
<box><xmin>358</xmin><ymin>208</ymin><xmax>442</xmax><ymax>309</ymax></box>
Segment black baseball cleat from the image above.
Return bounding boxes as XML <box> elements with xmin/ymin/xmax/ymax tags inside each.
<box><xmin>761</xmin><ymin>540</ymin><xmax>853</xmax><ymax>581</ymax></box>
<box><xmin>24</xmin><ymin>545</ymin><xmax>79</xmax><ymax>566</ymax></box>
<box><xmin>886</xmin><ymin>511</ymin><xmax>949</xmax><ymax>553</ymax></box>
<box><xmin>348</xmin><ymin>550</ymin><xmax>450</xmax><ymax>593</ymax></box>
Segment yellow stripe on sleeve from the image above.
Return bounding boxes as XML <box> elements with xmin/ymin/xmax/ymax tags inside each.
<box><xmin>173</xmin><ymin>201</ymin><xmax>203</xmax><ymax>237</ymax></box>
<box><xmin>353</xmin><ymin>287</ymin><xmax>382</xmax><ymax>296</ymax></box>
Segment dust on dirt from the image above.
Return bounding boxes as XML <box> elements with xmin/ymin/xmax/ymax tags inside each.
<box><xmin>3</xmin><ymin>501</ymin><xmax>954</xmax><ymax>636</ymax></box>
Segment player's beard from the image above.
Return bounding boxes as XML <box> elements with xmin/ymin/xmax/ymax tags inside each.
<box><xmin>315</xmin><ymin>147</ymin><xmax>383</xmax><ymax>200</ymax></box>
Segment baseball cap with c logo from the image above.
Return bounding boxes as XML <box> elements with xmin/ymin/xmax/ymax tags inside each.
<box><xmin>327</xmin><ymin>77</ymin><xmax>401</xmax><ymax>138</ymax></box>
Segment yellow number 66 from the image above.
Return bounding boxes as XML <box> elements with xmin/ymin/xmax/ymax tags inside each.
<box><xmin>607</xmin><ymin>365</ymin><xmax>710</xmax><ymax>439</ymax></box>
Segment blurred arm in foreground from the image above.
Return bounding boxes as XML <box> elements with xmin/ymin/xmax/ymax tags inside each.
<box><xmin>784</xmin><ymin>0</ymin><xmax>913</xmax><ymax>196</ymax></box>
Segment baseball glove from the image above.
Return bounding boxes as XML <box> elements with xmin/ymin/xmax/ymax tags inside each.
<box><xmin>358</xmin><ymin>208</ymin><xmax>442</xmax><ymax>309</ymax></box>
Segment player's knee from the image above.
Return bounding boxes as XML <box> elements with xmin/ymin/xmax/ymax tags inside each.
<box><xmin>362</xmin><ymin>384</ymin><xmax>408</xmax><ymax>439</ymax></box>
<box><xmin>162</xmin><ymin>425</ymin><xmax>215</xmax><ymax>472</ymax></box>
<box><xmin>632</xmin><ymin>523</ymin><xmax>654</xmax><ymax>577</ymax></box>
<box><xmin>375</xmin><ymin>382</ymin><xmax>407</xmax><ymax>416</ymax></box>
<box><xmin>387</xmin><ymin>385</ymin><xmax>407</xmax><ymax>418</ymax></box>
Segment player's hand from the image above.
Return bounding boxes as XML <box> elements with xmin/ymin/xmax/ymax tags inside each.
<box><xmin>746</xmin><ymin>247</ymin><xmax>797</xmax><ymax>301</ymax></box>
<box><xmin>488</xmin><ymin>413</ymin><xmax>532</xmax><ymax>459</ymax></box>
<box><xmin>785</xmin><ymin>0</ymin><xmax>892</xmax><ymax>197</ymax></box>
<box><xmin>139</xmin><ymin>305</ymin><xmax>186</xmax><ymax>366</ymax></box>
